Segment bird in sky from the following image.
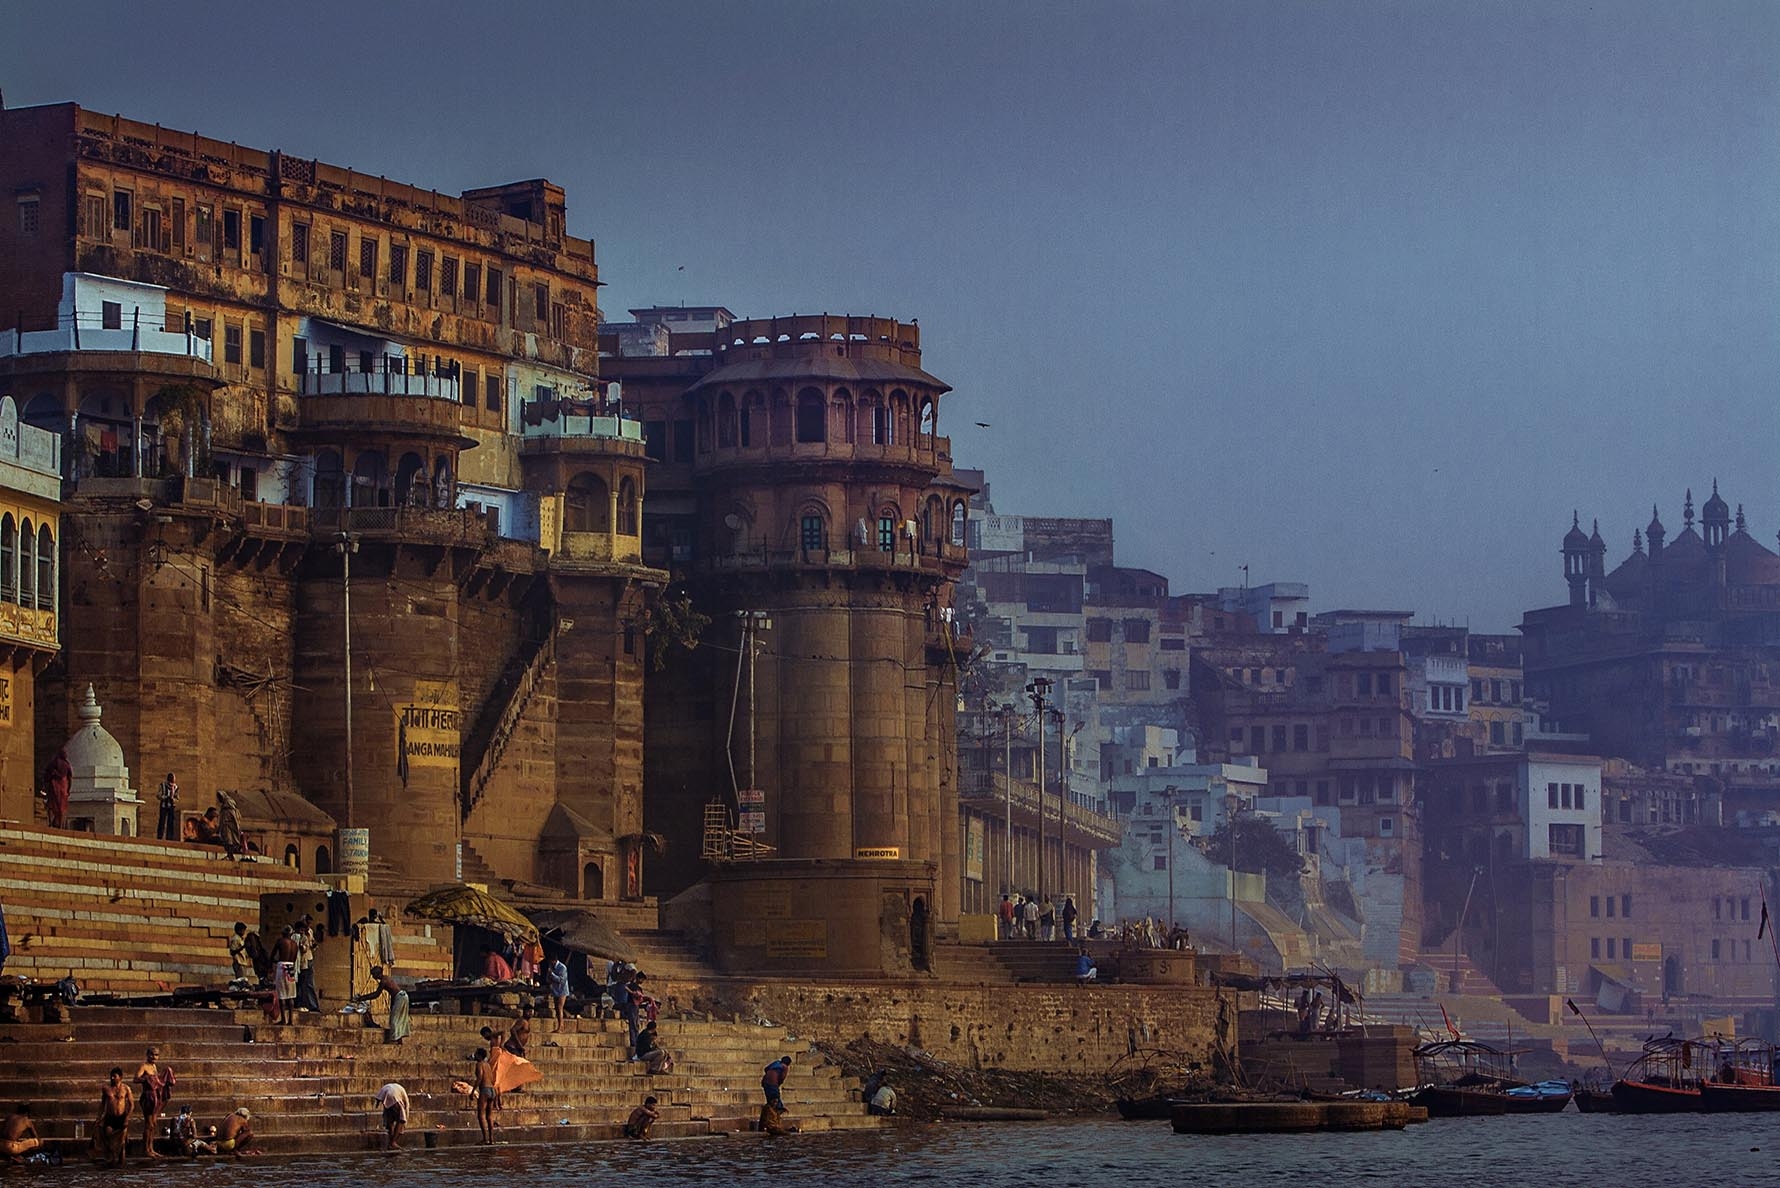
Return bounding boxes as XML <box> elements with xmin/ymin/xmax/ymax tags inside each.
<box><xmin>975</xmin><ymin>421</ymin><xmax>991</xmax><ymax>428</ymax></box>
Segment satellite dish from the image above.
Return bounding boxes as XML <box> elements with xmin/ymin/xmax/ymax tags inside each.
<box><xmin>723</xmin><ymin>513</ymin><xmax>742</xmax><ymax>530</ymax></box>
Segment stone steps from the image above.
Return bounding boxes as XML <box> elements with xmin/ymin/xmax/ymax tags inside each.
<box><xmin>0</xmin><ymin>1005</ymin><xmax>878</xmax><ymax>1153</ymax></box>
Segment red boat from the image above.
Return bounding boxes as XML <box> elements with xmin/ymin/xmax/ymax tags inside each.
<box><xmin>1610</xmin><ymin>1078</ymin><xmax>1702</xmax><ymax>1113</ymax></box>
<box><xmin>1609</xmin><ymin>1037</ymin><xmax>1730</xmax><ymax>1114</ymax></box>
<box><xmin>1698</xmin><ymin>1041</ymin><xmax>1780</xmax><ymax>1112</ymax></box>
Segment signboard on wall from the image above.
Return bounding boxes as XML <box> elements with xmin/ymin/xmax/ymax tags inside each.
<box><xmin>739</xmin><ymin>810</ymin><xmax>766</xmax><ymax>834</ymax></box>
<box><xmin>396</xmin><ymin>680</ymin><xmax>460</xmax><ymax>777</ymax></box>
<box><xmin>856</xmin><ymin>847</ymin><xmax>901</xmax><ymax>860</ymax></box>
<box><xmin>765</xmin><ymin>919</ymin><xmax>828</xmax><ymax>958</ymax></box>
<box><xmin>1631</xmin><ymin>943</ymin><xmax>1662</xmax><ymax>962</ymax></box>
<box><xmin>737</xmin><ymin>788</ymin><xmax>765</xmax><ymax>806</ymax></box>
<box><xmin>537</xmin><ymin>493</ymin><xmax>562</xmax><ymax>554</ymax></box>
<box><xmin>965</xmin><ymin>816</ymin><xmax>985</xmax><ymax>882</ymax></box>
<box><xmin>0</xmin><ymin>673</ymin><xmax>13</xmax><ymax>727</ymax></box>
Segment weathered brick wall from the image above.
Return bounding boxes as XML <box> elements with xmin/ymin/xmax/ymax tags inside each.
<box><xmin>726</xmin><ymin>979</ymin><xmax>1232</xmax><ymax>1074</ymax></box>
<box><xmin>213</xmin><ymin>566</ymin><xmax>297</xmax><ymax>793</ymax></box>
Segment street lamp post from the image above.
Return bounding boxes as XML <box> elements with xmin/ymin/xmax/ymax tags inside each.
<box><xmin>1224</xmin><ymin>790</ymin><xmax>1242</xmax><ymax>952</ymax></box>
<box><xmin>336</xmin><ymin>531</ymin><xmax>359</xmax><ymax>831</ymax></box>
<box><xmin>1163</xmin><ymin>785</ymin><xmax>1179</xmax><ymax>932</ymax></box>
<box><xmin>1002</xmin><ymin>705</ymin><xmax>1015</xmax><ymax>895</ymax></box>
<box><xmin>1026</xmin><ymin>677</ymin><xmax>1052</xmax><ymax>900</ymax></box>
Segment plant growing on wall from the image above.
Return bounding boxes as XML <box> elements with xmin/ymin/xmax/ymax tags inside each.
<box><xmin>641</xmin><ymin>586</ymin><xmax>710</xmax><ymax>672</ymax></box>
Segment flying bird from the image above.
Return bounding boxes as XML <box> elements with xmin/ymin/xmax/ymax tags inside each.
<box><xmin>975</xmin><ymin>421</ymin><xmax>991</xmax><ymax>428</ymax></box>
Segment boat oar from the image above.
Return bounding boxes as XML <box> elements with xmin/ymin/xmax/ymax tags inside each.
<box><xmin>1567</xmin><ymin>998</ymin><xmax>1617</xmax><ymax>1079</ymax></box>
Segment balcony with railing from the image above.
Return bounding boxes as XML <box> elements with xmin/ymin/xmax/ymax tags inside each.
<box><xmin>958</xmin><ymin>770</ymin><xmax>1123</xmax><ymax>847</ymax></box>
<box><xmin>309</xmin><ymin>504</ymin><xmax>496</xmax><ymax>546</ymax></box>
<box><xmin>1</xmin><ymin>309</ymin><xmax>216</xmax><ymax>364</ymax></box>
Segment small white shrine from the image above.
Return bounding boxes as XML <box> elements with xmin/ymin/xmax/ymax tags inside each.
<box><xmin>64</xmin><ymin>684</ymin><xmax>139</xmax><ymax>836</ymax></box>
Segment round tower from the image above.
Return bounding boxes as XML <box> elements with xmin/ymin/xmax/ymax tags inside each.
<box><xmin>636</xmin><ymin>314</ymin><xmax>970</xmax><ymax>974</ymax></box>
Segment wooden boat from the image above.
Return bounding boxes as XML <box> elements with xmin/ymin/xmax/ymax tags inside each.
<box><xmin>1609</xmin><ymin>1037</ymin><xmax>1721</xmax><ymax>1114</ymax></box>
<box><xmin>1115</xmin><ymin>1096</ymin><xmax>1180</xmax><ymax>1120</ymax></box>
<box><xmin>1611</xmin><ymin>1078</ymin><xmax>1702</xmax><ymax>1113</ymax></box>
<box><xmin>1405</xmin><ymin>1084</ymin><xmax>1507</xmax><ymax>1117</ymax></box>
<box><xmin>1500</xmin><ymin>1081</ymin><xmax>1574</xmax><ymax>1114</ymax></box>
<box><xmin>1698</xmin><ymin>1041</ymin><xmax>1780</xmax><ymax>1112</ymax></box>
<box><xmin>1572</xmin><ymin>1088</ymin><xmax>1619</xmax><ymax>1113</ymax></box>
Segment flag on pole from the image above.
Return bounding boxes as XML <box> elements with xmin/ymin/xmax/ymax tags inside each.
<box><xmin>1759</xmin><ymin>893</ymin><xmax>1769</xmax><ymax>941</ymax></box>
<box><xmin>1439</xmin><ymin>1003</ymin><xmax>1460</xmax><ymax>1039</ymax></box>
<box><xmin>1566</xmin><ymin>998</ymin><xmax>1581</xmax><ymax>1016</ymax></box>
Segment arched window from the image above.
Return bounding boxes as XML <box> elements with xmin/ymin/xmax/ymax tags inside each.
<box><xmin>583</xmin><ymin>862</ymin><xmax>604</xmax><ymax>899</ymax></box>
<box><xmin>352</xmin><ymin>451</ymin><xmax>391</xmax><ymax>507</ymax></box>
<box><xmin>799</xmin><ymin>510</ymin><xmax>827</xmax><ymax>554</ymax></box>
<box><xmin>795</xmin><ymin>388</ymin><xmax>826</xmax><ymax>443</ymax></box>
<box><xmin>395</xmin><ymin>452</ymin><xmax>427</xmax><ymax>508</ymax></box>
<box><xmin>315</xmin><ymin>845</ymin><xmax>333</xmax><ymax>874</ymax></box>
<box><xmin>696</xmin><ymin>396</ymin><xmax>712</xmax><ymax>453</ymax></box>
<box><xmin>890</xmin><ymin>389</ymin><xmax>910</xmax><ymax>444</ymax></box>
<box><xmin>617</xmin><ymin>476</ymin><xmax>639</xmax><ymax>535</ymax></box>
<box><xmin>831</xmin><ymin>388</ymin><xmax>854</xmax><ymax>445</ymax></box>
<box><xmin>918</xmin><ymin>396</ymin><xmax>935</xmax><ymax>436</ymax></box>
<box><xmin>769</xmin><ymin>390</ymin><xmax>791</xmax><ymax>446</ymax></box>
<box><xmin>431</xmin><ymin>458</ymin><xmax>453</xmax><ymax>509</ymax></box>
<box><xmin>741</xmin><ymin>391</ymin><xmax>762</xmax><ymax>447</ymax></box>
<box><xmin>284</xmin><ymin>844</ymin><xmax>301</xmax><ymax>870</ymax></box>
<box><xmin>924</xmin><ymin>496</ymin><xmax>946</xmax><ymax>551</ymax></box>
<box><xmin>312</xmin><ymin>450</ymin><xmax>344</xmax><ymax>510</ymax></box>
<box><xmin>950</xmin><ymin>501</ymin><xmax>967</xmax><ymax>547</ymax></box>
<box><xmin>877</xmin><ymin>505</ymin><xmax>902</xmax><ymax>553</ymax></box>
<box><xmin>0</xmin><ymin>514</ymin><xmax>15</xmax><ymax>603</ymax></box>
<box><xmin>18</xmin><ymin>519</ymin><xmax>34</xmax><ymax>609</ymax></box>
<box><xmin>718</xmin><ymin>392</ymin><xmax>738</xmax><ymax>447</ymax></box>
<box><xmin>565</xmin><ymin>472</ymin><xmax>610</xmax><ymax>533</ymax></box>
<box><xmin>36</xmin><ymin>525</ymin><xmax>53</xmax><ymax>611</ymax></box>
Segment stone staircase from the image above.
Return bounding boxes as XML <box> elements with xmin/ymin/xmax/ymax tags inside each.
<box><xmin>930</xmin><ymin>939</ymin><xmax>1082</xmax><ymax>984</ymax></box>
<box><xmin>0</xmin><ymin>1004</ymin><xmax>878</xmax><ymax>1156</ymax></box>
<box><xmin>0</xmin><ymin>828</ymin><xmax>457</xmax><ymax>995</ymax></box>
<box><xmin>1413</xmin><ymin>948</ymin><xmax>1500</xmax><ymax>996</ymax></box>
<box><xmin>460</xmin><ymin>628</ymin><xmax>558</xmax><ymax>821</ymax></box>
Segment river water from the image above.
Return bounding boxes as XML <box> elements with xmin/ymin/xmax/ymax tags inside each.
<box><xmin>40</xmin><ymin>1113</ymin><xmax>1780</xmax><ymax>1188</ymax></box>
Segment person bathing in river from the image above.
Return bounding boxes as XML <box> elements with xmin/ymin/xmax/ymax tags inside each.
<box><xmin>1</xmin><ymin>1104</ymin><xmax>41</xmax><ymax>1162</ymax></box>
<box><xmin>95</xmin><ymin>1069</ymin><xmax>132</xmax><ymax>1168</ymax></box>
<box><xmin>135</xmin><ymin>1047</ymin><xmax>174</xmax><ymax>1159</ymax></box>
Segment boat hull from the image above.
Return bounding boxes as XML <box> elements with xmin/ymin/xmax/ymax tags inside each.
<box><xmin>1407</xmin><ymin>1086</ymin><xmax>1508</xmax><ymax>1117</ymax></box>
<box><xmin>1611</xmin><ymin>1080</ymin><xmax>1703</xmax><ymax>1114</ymax></box>
<box><xmin>1501</xmin><ymin>1092</ymin><xmax>1573</xmax><ymax>1114</ymax></box>
<box><xmin>1699</xmin><ymin>1082</ymin><xmax>1780</xmax><ymax>1113</ymax></box>
<box><xmin>1573</xmin><ymin>1089</ymin><xmax>1619</xmax><ymax>1114</ymax></box>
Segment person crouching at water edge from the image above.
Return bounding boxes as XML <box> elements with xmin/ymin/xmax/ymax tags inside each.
<box><xmin>214</xmin><ymin>1108</ymin><xmax>253</xmax><ymax>1158</ymax></box>
<box><xmin>623</xmin><ymin>1096</ymin><xmax>660</xmax><ymax>1140</ymax></box>
<box><xmin>1</xmin><ymin>1104</ymin><xmax>42</xmax><ymax>1163</ymax></box>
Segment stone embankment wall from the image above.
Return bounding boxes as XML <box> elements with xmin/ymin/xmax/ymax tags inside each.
<box><xmin>725</xmin><ymin>980</ymin><xmax>1232</xmax><ymax>1074</ymax></box>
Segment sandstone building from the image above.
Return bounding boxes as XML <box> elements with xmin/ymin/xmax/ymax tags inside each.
<box><xmin>0</xmin><ymin>101</ymin><xmax>660</xmax><ymax>898</ymax></box>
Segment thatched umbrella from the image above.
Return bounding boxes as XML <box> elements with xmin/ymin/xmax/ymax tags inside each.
<box><xmin>404</xmin><ymin>884</ymin><xmax>539</xmax><ymax>943</ymax></box>
<box><xmin>526</xmin><ymin>907</ymin><xmax>637</xmax><ymax>964</ymax></box>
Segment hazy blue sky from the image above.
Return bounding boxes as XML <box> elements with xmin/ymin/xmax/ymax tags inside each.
<box><xmin>5</xmin><ymin>1</ymin><xmax>1776</xmax><ymax>630</ymax></box>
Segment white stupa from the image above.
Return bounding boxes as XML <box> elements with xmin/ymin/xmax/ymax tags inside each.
<box><xmin>64</xmin><ymin>683</ymin><xmax>139</xmax><ymax>836</ymax></box>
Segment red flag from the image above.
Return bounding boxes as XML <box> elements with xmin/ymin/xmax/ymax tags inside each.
<box><xmin>1439</xmin><ymin>1003</ymin><xmax>1460</xmax><ymax>1040</ymax></box>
